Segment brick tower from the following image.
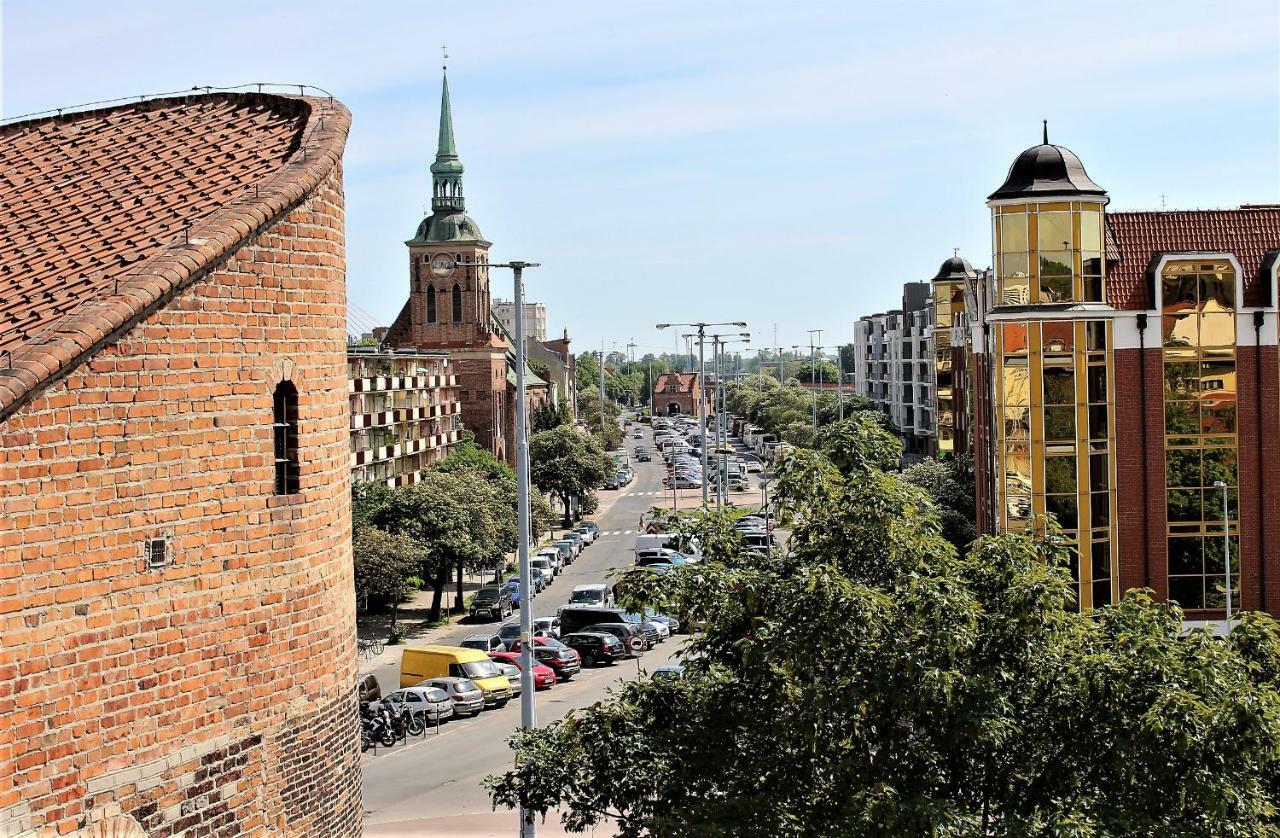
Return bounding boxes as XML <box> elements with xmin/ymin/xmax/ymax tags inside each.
<box><xmin>387</xmin><ymin>69</ymin><xmax>511</xmax><ymax>460</ymax></box>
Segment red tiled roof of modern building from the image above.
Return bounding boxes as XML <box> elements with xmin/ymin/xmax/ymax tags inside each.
<box><xmin>0</xmin><ymin>91</ymin><xmax>351</xmax><ymax>420</ymax></box>
<box><xmin>1105</xmin><ymin>205</ymin><xmax>1280</xmax><ymax>309</ymax></box>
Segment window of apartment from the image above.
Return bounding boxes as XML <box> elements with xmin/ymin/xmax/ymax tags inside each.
<box><xmin>1162</xmin><ymin>260</ymin><xmax>1238</xmax><ymax>611</ymax></box>
<box><xmin>273</xmin><ymin>381</ymin><xmax>300</xmax><ymax>495</ymax></box>
<box><xmin>994</xmin><ymin>203</ymin><xmax>1105</xmax><ymax>306</ymax></box>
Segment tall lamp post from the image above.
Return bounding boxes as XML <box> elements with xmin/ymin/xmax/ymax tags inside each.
<box><xmin>468</xmin><ymin>258</ymin><xmax>541</xmax><ymax>838</ymax></box>
<box><xmin>1213</xmin><ymin>480</ymin><xmax>1233</xmax><ymax>629</ymax></box>
<box><xmin>807</xmin><ymin>329</ymin><xmax>823</xmax><ymax>434</ymax></box>
<box><xmin>708</xmin><ymin>333</ymin><xmax>750</xmax><ymax>507</ymax></box>
<box><xmin>657</xmin><ymin>321</ymin><xmax>747</xmax><ymax>503</ymax></box>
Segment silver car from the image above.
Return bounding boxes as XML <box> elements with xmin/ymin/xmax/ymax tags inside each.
<box><xmin>419</xmin><ymin>677</ymin><xmax>484</xmax><ymax>717</ymax></box>
<box><xmin>384</xmin><ymin>686</ymin><xmax>454</xmax><ymax>723</ymax></box>
<box><xmin>496</xmin><ymin>662</ymin><xmax>523</xmax><ymax>697</ymax></box>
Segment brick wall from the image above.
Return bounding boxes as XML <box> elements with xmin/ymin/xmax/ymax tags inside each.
<box><xmin>0</xmin><ymin>169</ymin><xmax>361</xmax><ymax>836</ymax></box>
<box><xmin>1113</xmin><ymin>346</ymin><xmax>1165</xmax><ymax>599</ymax></box>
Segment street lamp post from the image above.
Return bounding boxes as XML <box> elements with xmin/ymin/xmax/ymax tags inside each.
<box><xmin>657</xmin><ymin>321</ymin><xmax>747</xmax><ymax>503</ymax></box>
<box><xmin>1213</xmin><ymin>480</ymin><xmax>1233</xmax><ymax>628</ymax></box>
<box><xmin>807</xmin><ymin>329</ymin><xmax>822</xmax><ymax>434</ymax></box>
<box><xmin>710</xmin><ymin>334</ymin><xmax>749</xmax><ymax>508</ymax></box>
<box><xmin>474</xmin><ymin>258</ymin><xmax>542</xmax><ymax>838</ymax></box>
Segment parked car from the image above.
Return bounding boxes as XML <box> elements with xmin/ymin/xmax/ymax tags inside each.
<box><xmin>569</xmin><ymin>583</ymin><xmax>612</xmax><ymax>607</ymax></box>
<box><xmin>532</xmin><ymin>616</ymin><xmax>562</xmax><ymax>638</ymax></box>
<box><xmin>582</xmin><ymin>621</ymin><xmax>649</xmax><ymax>655</ymax></box>
<box><xmin>603</xmin><ymin>474</ymin><xmax>621</xmax><ymax>490</ymax></box>
<box><xmin>509</xmin><ymin>637</ymin><xmax>581</xmax><ymax>680</ymax></box>
<box><xmin>727</xmin><ymin>473</ymin><xmax>751</xmax><ymax>492</ymax></box>
<box><xmin>551</xmin><ymin>541</ymin><xmax>576</xmax><ymax>564</ymax></box>
<box><xmin>572</xmin><ymin>525</ymin><xmax>596</xmax><ymax>546</ymax></box>
<box><xmin>531</xmin><ymin>567</ymin><xmax>548</xmax><ymax>593</ymax></box>
<box><xmin>635</xmin><ymin>449</ymin><xmax>652</xmax><ymax>462</ymax></box>
<box><xmin>643</xmin><ymin>608</ymin><xmax>682</xmax><ymax>635</ymax></box>
<box><xmin>495</xmin><ymin>662</ymin><xmax>523</xmax><ymax>698</ymax></box>
<box><xmin>498</xmin><ymin>621</ymin><xmax>522</xmax><ymax>651</ymax></box>
<box><xmin>489</xmin><ymin>652</ymin><xmax>558</xmax><ymax>689</ymax></box>
<box><xmin>383</xmin><ymin>686</ymin><xmax>454</xmax><ymax>724</ymax></box>
<box><xmin>564</xmin><ymin>532</ymin><xmax>585</xmax><ymax>554</ymax></box>
<box><xmin>536</xmin><ymin>547</ymin><xmax>562</xmax><ymax>573</ymax></box>
<box><xmin>460</xmin><ymin>633</ymin><xmax>505</xmax><ymax>654</ymax></box>
<box><xmin>503</xmin><ymin>579</ymin><xmax>523</xmax><ymax>608</ymax></box>
<box><xmin>651</xmin><ymin>665</ymin><xmax>686</xmax><ymax>683</ymax></box>
<box><xmin>469</xmin><ymin>587</ymin><xmax>512</xmax><ymax>621</ymax></box>
<box><xmin>633</xmin><ymin>429</ymin><xmax>643</xmax><ymax>439</ymax></box>
<box><xmin>419</xmin><ymin>677</ymin><xmax>485</xmax><ymax>717</ymax></box>
<box><xmin>580</xmin><ymin>521</ymin><xmax>600</xmax><ymax>538</ymax></box>
<box><xmin>357</xmin><ymin>673</ymin><xmax>381</xmax><ymax>703</ymax></box>
<box><xmin>530</xmin><ymin>557</ymin><xmax>554</xmax><ymax>587</ymax></box>
<box><xmin>560</xmin><ymin>631</ymin><xmax>627</xmax><ymax>666</ymax></box>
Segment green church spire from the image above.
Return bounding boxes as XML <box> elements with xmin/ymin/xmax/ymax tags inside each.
<box><xmin>430</xmin><ymin>68</ymin><xmax>465</xmax><ymax>212</ymax></box>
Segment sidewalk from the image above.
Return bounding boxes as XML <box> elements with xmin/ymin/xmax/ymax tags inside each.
<box><xmin>364</xmin><ymin>811</ymin><xmax>613</xmax><ymax>837</ymax></box>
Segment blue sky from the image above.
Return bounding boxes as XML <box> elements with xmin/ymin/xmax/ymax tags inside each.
<box><xmin>4</xmin><ymin>1</ymin><xmax>1277</xmax><ymax>358</ymax></box>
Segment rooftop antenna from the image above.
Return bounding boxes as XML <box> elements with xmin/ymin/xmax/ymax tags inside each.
<box><xmin>1042</xmin><ymin>119</ymin><xmax>1048</xmax><ymax>144</ymax></box>
<box><xmin>953</xmin><ymin>247</ymin><xmax>960</xmax><ymax>258</ymax></box>
<box><xmin>1160</xmin><ymin>193</ymin><xmax>1167</xmax><ymax>210</ymax></box>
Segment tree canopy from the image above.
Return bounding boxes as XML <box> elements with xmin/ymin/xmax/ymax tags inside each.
<box><xmin>529</xmin><ymin>425</ymin><xmax>614</xmax><ymax>526</ymax></box>
<box><xmin>488</xmin><ymin>417</ymin><xmax>1280</xmax><ymax>836</ymax></box>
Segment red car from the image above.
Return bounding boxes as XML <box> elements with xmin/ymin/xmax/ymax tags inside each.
<box><xmin>508</xmin><ymin>637</ymin><xmax>582</xmax><ymax>681</ymax></box>
<box><xmin>489</xmin><ymin>651</ymin><xmax>557</xmax><ymax>689</ymax></box>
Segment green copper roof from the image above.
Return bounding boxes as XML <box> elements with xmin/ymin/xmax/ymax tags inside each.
<box><xmin>410</xmin><ymin>211</ymin><xmax>485</xmax><ymax>243</ymax></box>
<box><xmin>430</xmin><ymin>71</ymin><xmax>463</xmax><ymax>176</ymax></box>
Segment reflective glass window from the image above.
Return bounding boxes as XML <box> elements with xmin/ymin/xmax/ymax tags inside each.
<box><xmin>1037</xmin><ymin>212</ymin><xmax>1072</xmax><ymax>252</ymax></box>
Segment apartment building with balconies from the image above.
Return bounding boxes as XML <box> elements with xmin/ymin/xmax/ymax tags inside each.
<box><xmin>349</xmin><ymin>346</ymin><xmax>464</xmax><ymax>486</ymax></box>
<box><xmin>853</xmin><ymin>281</ymin><xmax>935</xmax><ymax>462</ymax></box>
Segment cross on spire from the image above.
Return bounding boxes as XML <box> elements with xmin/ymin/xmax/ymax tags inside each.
<box><xmin>1042</xmin><ymin>119</ymin><xmax>1049</xmax><ymax>145</ymax></box>
<box><xmin>441</xmin><ymin>43</ymin><xmax>448</xmax><ymax>71</ymax></box>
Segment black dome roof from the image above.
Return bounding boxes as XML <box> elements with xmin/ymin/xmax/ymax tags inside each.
<box><xmin>989</xmin><ymin>134</ymin><xmax>1106</xmax><ymax>201</ymax></box>
<box><xmin>932</xmin><ymin>255</ymin><xmax>975</xmax><ymax>282</ymax></box>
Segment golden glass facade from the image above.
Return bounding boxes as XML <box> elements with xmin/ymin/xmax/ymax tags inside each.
<box><xmin>994</xmin><ymin>201</ymin><xmax>1106</xmax><ymax>305</ymax></box>
<box><xmin>995</xmin><ymin>319</ymin><xmax>1117</xmax><ymax>608</ymax></box>
<box><xmin>1161</xmin><ymin>260</ymin><xmax>1239</xmax><ymax>610</ymax></box>
<box><xmin>933</xmin><ymin>281</ymin><xmax>965</xmax><ymax>456</ymax></box>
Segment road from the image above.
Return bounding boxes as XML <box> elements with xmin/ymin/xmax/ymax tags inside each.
<box><xmin>359</xmin><ymin>422</ymin><xmax>711</xmax><ymax>835</ymax></box>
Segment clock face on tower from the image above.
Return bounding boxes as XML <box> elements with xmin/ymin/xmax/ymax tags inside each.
<box><xmin>429</xmin><ymin>254</ymin><xmax>456</xmax><ymax>278</ymax></box>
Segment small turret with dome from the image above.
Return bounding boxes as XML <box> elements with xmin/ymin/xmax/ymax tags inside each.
<box><xmin>988</xmin><ymin>122</ymin><xmax>1109</xmax><ymax>307</ymax></box>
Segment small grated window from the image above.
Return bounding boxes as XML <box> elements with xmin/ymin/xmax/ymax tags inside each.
<box><xmin>145</xmin><ymin>537</ymin><xmax>168</xmax><ymax>569</ymax></box>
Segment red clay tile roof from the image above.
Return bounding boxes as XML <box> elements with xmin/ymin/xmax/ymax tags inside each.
<box><xmin>0</xmin><ymin>92</ymin><xmax>350</xmax><ymax>420</ymax></box>
<box><xmin>655</xmin><ymin>372</ymin><xmax>699</xmax><ymax>393</ymax></box>
<box><xmin>1105</xmin><ymin>206</ymin><xmax>1280</xmax><ymax>309</ymax></box>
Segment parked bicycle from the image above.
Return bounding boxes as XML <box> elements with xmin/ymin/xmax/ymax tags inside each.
<box><xmin>357</xmin><ymin>638</ymin><xmax>383</xmax><ymax>661</ymax></box>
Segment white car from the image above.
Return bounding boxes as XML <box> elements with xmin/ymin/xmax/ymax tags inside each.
<box><xmin>383</xmin><ymin>686</ymin><xmax>454</xmax><ymax>724</ymax></box>
<box><xmin>533</xmin><ymin>616</ymin><xmax>561</xmax><ymax>639</ymax></box>
<box><xmin>537</xmin><ymin>548</ymin><xmax>562</xmax><ymax>572</ymax></box>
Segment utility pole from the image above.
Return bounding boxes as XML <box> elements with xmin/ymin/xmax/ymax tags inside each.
<box><xmin>475</xmin><ymin>258</ymin><xmax>541</xmax><ymax>838</ymax></box>
<box><xmin>837</xmin><ymin>345</ymin><xmax>844</xmax><ymax>421</ymax></box>
<box><xmin>627</xmin><ymin>339</ymin><xmax>637</xmax><ymax>363</ymax></box>
<box><xmin>808</xmin><ymin>329</ymin><xmax>822</xmax><ymax>434</ymax></box>
<box><xmin>657</xmin><ymin>320</ymin><xmax>747</xmax><ymax>503</ymax></box>
<box><xmin>599</xmin><ymin>340</ymin><xmax>606</xmax><ymax>440</ymax></box>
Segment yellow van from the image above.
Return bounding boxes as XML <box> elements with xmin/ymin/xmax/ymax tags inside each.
<box><xmin>399</xmin><ymin>645</ymin><xmax>512</xmax><ymax>708</ymax></box>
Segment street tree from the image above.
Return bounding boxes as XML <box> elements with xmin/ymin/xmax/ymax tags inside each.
<box><xmin>529</xmin><ymin>425</ymin><xmax>614</xmax><ymax>527</ymax></box>
<box><xmin>531</xmin><ymin>398</ymin><xmax>573</xmax><ymax>433</ymax></box>
<box><xmin>488</xmin><ymin>419</ymin><xmax>1280</xmax><ymax>836</ymax></box>
<box><xmin>351</xmin><ymin>524</ymin><xmax>421</xmax><ymax>638</ymax></box>
<box><xmin>902</xmin><ymin>455</ymin><xmax>978</xmax><ymax>551</ymax></box>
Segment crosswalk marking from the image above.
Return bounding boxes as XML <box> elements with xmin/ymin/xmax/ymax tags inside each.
<box><xmin>599</xmin><ymin>529</ymin><xmax>636</xmax><ymax>537</ymax></box>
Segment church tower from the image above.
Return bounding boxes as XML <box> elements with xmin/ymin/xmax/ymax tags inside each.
<box><xmin>386</xmin><ymin>67</ymin><xmax>511</xmax><ymax>460</ymax></box>
<box><xmin>399</xmin><ymin>69</ymin><xmax>499</xmax><ymax>350</ymax></box>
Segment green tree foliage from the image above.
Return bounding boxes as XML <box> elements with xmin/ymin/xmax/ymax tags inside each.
<box><xmin>352</xmin><ymin>524</ymin><xmax>421</xmax><ymax>634</ymax></box>
<box><xmin>529</xmin><ymin>425</ymin><xmax>614</xmax><ymax>527</ymax></box>
<box><xmin>532</xmin><ymin>398</ymin><xmax>573</xmax><ymax>433</ymax></box>
<box><xmin>577</xmin><ymin>387</ymin><xmax>625</xmax><ymax>450</ymax></box>
<box><xmin>725</xmin><ymin>375</ymin><xmax>888</xmax><ymax>447</ymax></box>
<box><xmin>792</xmin><ymin>358</ymin><xmax>840</xmax><ymax>384</ymax></box>
<box><xmin>902</xmin><ymin>455</ymin><xmax>978</xmax><ymax>551</ymax></box>
<box><xmin>488</xmin><ymin>420</ymin><xmax>1280</xmax><ymax>836</ymax></box>
<box><xmin>838</xmin><ymin>342</ymin><xmax>857</xmax><ymax>377</ymax></box>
